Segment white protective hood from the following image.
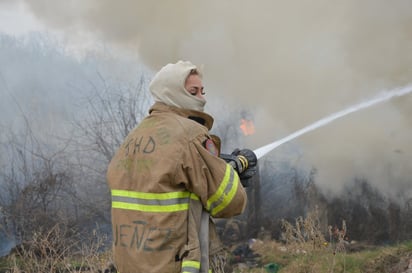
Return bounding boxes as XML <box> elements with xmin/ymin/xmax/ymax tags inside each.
<box><xmin>149</xmin><ymin>60</ymin><xmax>206</xmax><ymax>112</ymax></box>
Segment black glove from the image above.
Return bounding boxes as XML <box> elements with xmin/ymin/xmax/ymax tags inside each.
<box><xmin>220</xmin><ymin>148</ymin><xmax>258</xmax><ymax>186</ymax></box>
<box><xmin>219</xmin><ymin>152</ymin><xmax>245</xmax><ymax>173</ymax></box>
<box><xmin>232</xmin><ymin>148</ymin><xmax>258</xmax><ymax>181</ymax></box>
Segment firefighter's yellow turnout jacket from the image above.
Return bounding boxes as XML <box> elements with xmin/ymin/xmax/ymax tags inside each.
<box><xmin>107</xmin><ymin>102</ymin><xmax>247</xmax><ymax>273</ymax></box>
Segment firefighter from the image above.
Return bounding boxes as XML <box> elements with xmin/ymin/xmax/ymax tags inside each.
<box><xmin>107</xmin><ymin>60</ymin><xmax>257</xmax><ymax>273</ymax></box>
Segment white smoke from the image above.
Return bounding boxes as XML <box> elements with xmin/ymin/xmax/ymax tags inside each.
<box><xmin>4</xmin><ymin>0</ymin><xmax>412</xmax><ymax>198</ymax></box>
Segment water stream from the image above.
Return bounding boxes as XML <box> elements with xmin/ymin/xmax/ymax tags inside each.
<box><xmin>254</xmin><ymin>84</ymin><xmax>412</xmax><ymax>159</ymax></box>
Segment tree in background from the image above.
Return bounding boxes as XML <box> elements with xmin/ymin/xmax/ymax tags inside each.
<box><xmin>0</xmin><ymin>33</ymin><xmax>153</xmax><ymax>258</ymax></box>
<box><xmin>0</xmin><ymin>119</ymin><xmax>77</xmax><ymax>246</ymax></box>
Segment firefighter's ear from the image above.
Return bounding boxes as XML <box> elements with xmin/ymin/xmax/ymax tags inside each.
<box><xmin>210</xmin><ymin>135</ymin><xmax>221</xmax><ymax>156</ymax></box>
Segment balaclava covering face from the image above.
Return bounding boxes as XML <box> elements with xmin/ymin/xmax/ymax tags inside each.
<box><xmin>149</xmin><ymin>60</ymin><xmax>206</xmax><ymax>112</ymax></box>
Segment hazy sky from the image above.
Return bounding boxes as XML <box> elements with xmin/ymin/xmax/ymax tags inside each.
<box><xmin>1</xmin><ymin>0</ymin><xmax>412</xmax><ymax>199</ymax></box>
<box><xmin>0</xmin><ymin>1</ymin><xmax>107</xmax><ymax>57</ymax></box>
<box><xmin>0</xmin><ymin>1</ymin><xmax>43</xmax><ymax>35</ymax></box>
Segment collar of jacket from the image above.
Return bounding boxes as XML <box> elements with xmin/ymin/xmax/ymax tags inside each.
<box><xmin>149</xmin><ymin>102</ymin><xmax>214</xmax><ymax>130</ymax></box>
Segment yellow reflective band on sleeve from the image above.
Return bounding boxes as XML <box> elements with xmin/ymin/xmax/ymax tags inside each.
<box><xmin>181</xmin><ymin>260</ymin><xmax>200</xmax><ymax>273</ymax></box>
<box><xmin>111</xmin><ymin>190</ymin><xmax>193</xmax><ymax>213</ymax></box>
<box><xmin>206</xmin><ymin>164</ymin><xmax>239</xmax><ymax>216</ymax></box>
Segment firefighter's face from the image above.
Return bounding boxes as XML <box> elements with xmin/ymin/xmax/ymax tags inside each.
<box><xmin>185</xmin><ymin>74</ymin><xmax>205</xmax><ymax>99</ymax></box>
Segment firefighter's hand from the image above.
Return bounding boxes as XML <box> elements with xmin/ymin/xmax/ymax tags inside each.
<box><xmin>231</xmin><ymin>149</ymin><xmax>258</xmax><ymax>186</ymax></box>
<box><xmin>220</xmin><ymin>152</ymin><xmax>245</xmax><ymax>174</ymax></box>
<box><xmin>220</xmin><ymin>149</ymin><xmax>258</xmax><ymax>186</ymax></box>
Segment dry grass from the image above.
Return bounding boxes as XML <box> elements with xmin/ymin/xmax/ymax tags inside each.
<box><xmin>234</xmin><ymin>210</ymin><xmax>412</xmax><ymax>273</ymax></box>
<box><xmin>2</xmin><ymin>213</ymin><xmax>412</xmax><ymax>273</ymax></box>
<box><xmin>239</xmin><ymin>209</ymin><xmax>351</xmax><ymax>273</ymax></box>
<box><xmin>1</xmin><ymin>223</ymin><xmax>114</xmax><ymax>273</ymax></box>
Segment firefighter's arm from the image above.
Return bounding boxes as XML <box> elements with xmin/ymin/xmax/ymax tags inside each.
<box><xmin>181</xmin><ymin>139</ymin><xmax>248</xmax><ymax>218</ymax></box>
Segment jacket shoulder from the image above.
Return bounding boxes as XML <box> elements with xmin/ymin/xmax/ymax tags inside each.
<box><xmin>153</xmin><ymin>111</ymin><xmax>209</xmax><ymax>141</ymax></box>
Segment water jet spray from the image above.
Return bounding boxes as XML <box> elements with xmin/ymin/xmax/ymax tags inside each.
<box><xmin>253</xmin><ymin>84</ymin><xmax>412</xmax><ymax>160</ymax></box>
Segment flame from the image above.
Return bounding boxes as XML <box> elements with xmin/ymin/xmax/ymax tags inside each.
<box><xmin>240</xmin><ymin>118</ymin><xmax>255</xmax><ymax>136</ymax></box>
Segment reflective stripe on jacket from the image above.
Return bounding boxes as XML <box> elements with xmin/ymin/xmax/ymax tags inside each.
<box><xmin>107</xmin><ymin>102</ymin><xmax>247</xmax><ymax>273</ymax></box>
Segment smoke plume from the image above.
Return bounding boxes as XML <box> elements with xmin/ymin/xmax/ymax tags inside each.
<box><xmin>12</xmin><ymin>0</ymin><xmax>412</xmax><ymax>198</ymax></box>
